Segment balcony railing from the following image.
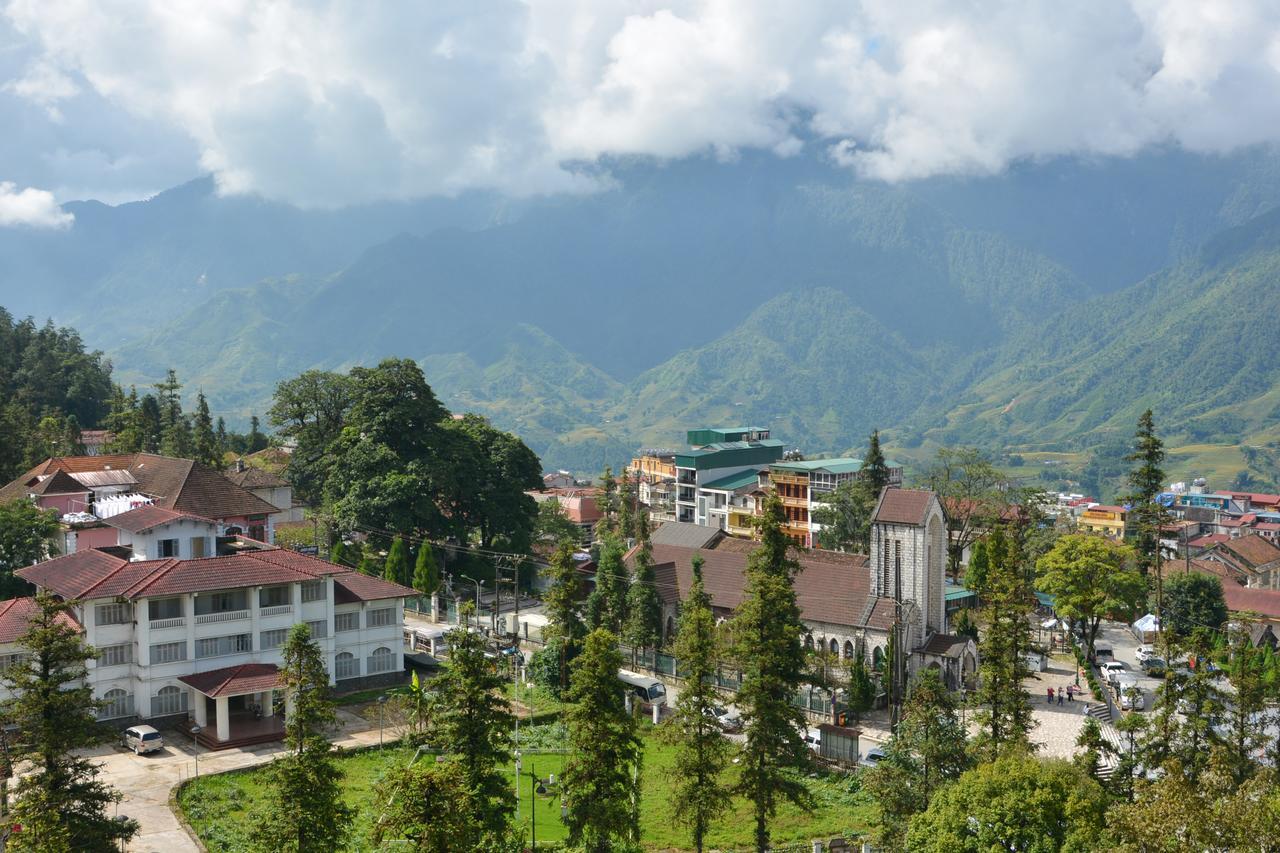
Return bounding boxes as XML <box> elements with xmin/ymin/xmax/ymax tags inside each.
<box><xmin>149</xmin><ymin>617</ymin><xmax>185</xmax><ymax>630</ymax></box>
<box><xmin>195</xmin><ymin>609</ymin><xmax>250</xmax><ymax>625</ymax></box>
<box><xmin>260</xmin><ymin>605</ymin><xmax>293</xmax><ymax>618</ymax></box>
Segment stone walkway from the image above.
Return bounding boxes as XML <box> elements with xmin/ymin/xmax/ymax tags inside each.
<box><xmin>93</xmin><ymin>705</ymin><xmax>388</xmax><ymax>852</ymax></box>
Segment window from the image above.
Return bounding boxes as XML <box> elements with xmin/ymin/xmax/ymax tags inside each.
<box><xmin>367</xmin><ymin>607</ymin><xmax>396</xmax><ymax>628</ymax></box>
<box><xmin>259</xmin><ymin>585</ymin><xmax>289</xmax><ymax>608</ymax></box>
<box><xmin>301</xmin><ymin>580</ymin><xmax>326</xmax><ymax>603</ymax></box>
<box><xmin>334</xmin><ymin>652</ymin><xmax>359</xmax><ymax>680</ymax></box>
<box><xmin>0</xmin><ymin>653</ymin><xmax>28</xmax><ymax>670</ymax></box>
<box><xmin>95</xmin><ymin>602</ymin><xmax>132</xmax><ymax>625</ymax></box>
<box><xmin>158</xmin><ymin>538</ymin><xmax>178</xmax><ymax>557</ymax></box>
<box><xmin>150</xmin><ymin>641</ymin><xmax>187</xmax><ymax>664</ymax></box>
<box><xmin>97</xmin><ymin>643</ymin><xmax>132</xmax><ymax>667</ymax></box>
<box><xmin>99</xmin><ymin>688</ymin><xmax>133</xmax><ymax>720</ymax></box>
<box><xmin>366</xmin><ymin>646</ymin><xmax>395</xmax><ymax>674</ymax></box>
<box><xmin>190</xmin><ymin>536</ymin><xmax>208</xmax><ymax>559</ymax></box>
<box><xmin>148</xmin><ymin>597</ymin><xmax>183</xmax><ymax>620</ymax></box>
<box><xmin>194</xmin><ymin>590</ymin><xmax>248</xmax><ymax>615</ymax></box>
<box><xmin>306</xmin><ymin>620</ymin><xmax>328</xmax><ymax>639</ymax></box>
<box><xmin>151</xmin><ymin>685</ymin><xmax>188</xmax><ymax>716</ymax></box>
<box><xmin>195</xmin><ymin>633</ymin><xmax>252</xmax><ymax>659</ymax></box>
<box><xmin>334</xmin><ymin>612</ymin><xmax>359</xmax><ymax>633</ymax></box>
<box><xmin>260</xmin><ymin>629</ymin><xmax>288</xmax><ymax>650</ymax></box>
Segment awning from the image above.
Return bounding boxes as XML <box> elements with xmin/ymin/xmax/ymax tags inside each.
<box><xmin>1041</xmin><ymin>618</ymin><xmax>1061</xmax><ymax>629</ymax></box>
<box><xmin>1132</xmin><ymin>614</ymin><xmax>1161</xmax><ymax>633</ymax></box>
<box><xmin>1034</xmin><ymin>591</ymin><xmax>1056</xmax><ymax>607</ymax></box>
<box><xmin>179</xmin><ymin>663</ymin><xmax>280</xmax><ymax>698</ymax></box>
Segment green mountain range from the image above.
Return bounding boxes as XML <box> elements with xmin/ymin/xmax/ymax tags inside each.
<box><xmin>6</xmin><ymin>149</ymin><xmax>1280</xmax><ymax>484</ymax></box>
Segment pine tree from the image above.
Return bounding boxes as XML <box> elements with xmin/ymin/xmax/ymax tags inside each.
<box><xmin>214</xmin><ymin>416</ymin><xmax>228</xmax><ymax>456</ymax></box>
<box><xmin>192</xmin><ymin>391</ymin><xmax>219</xmax><ymax>467</ymax></box>
<box><xmin>543</xmin><ymin>540</ymin><xmax>585</xmax><ymax>692</ymax></box>
<box><xmin>1125</xmin><ymin>409</ymin><xmax>1166</xmax><ymax>577</ymax></box>
<box><xmin>624</xmin><ymin>528</ymin><xmax>663</xmax><ymax>659</ymax></box>
<box><xmin>4</xmin><ymin>591</ymin><xmax>138</xmax><ymax>852</ymax></box>
<box><xmin>731</xmin><ymin>494</ymin><xmax>812</xmax><ymax>851</ymax></box>
<box><xmin>430</xmin><ymin>617</ymin><xmax>516</xmax><ymax>840</ymax></box>
<box><xmin>661</xmin><ymin>554</ymin><xmax>731</xmax><ymax>853</ymax></box>
<box><xmin>586</xmin><ymin>533</ymin><xmax>627</xmax><ymax>633</ymax></box>
<box><xmin>329</xmin><ymin>540</ymin><xmax>351</xmax><ymax>568</ymax></box>
<box><xmin>103</xmin><ymin>386</ymin><xmax>144</xmax><ymax>453</ymax></box>
<box><xmin>383</xmin><ymin>537</ymin><xmax>410</xmax><ymax>586</ymax></box>
<box><xmin>248</xmin><ymin>414</ymin><xmax>268</xmax><ymax>452</ymax></box>
<box><xmin>597</xmin><ymin>466</ymin><xmax>618</xmax><ymax>533</ymax></box>
<box><xmin>1074</xmin><ymin>716</ymin><xmax>1107</xmax><ymax>780</ymax></box>
<box><xmin>618</xmin><ymin>468</ymin><xmax>635</xmax><ymax>542</ymax></box>
<box><xmin>972</xmin><ymin>526</ymin><xmax>1035</xmax><ymax>760</ymax></box>
<box><xmin>249</xmin><ymin>623</ymin><xmax>352</xmax><ymax>852</ymax></box>
<box><xmin>138</xmin><ymin>393</ymin><xmax>162</xmax><ymax>453</ymax></box>
<box><xmin>964</xmin><ymin>538</ymin><xmax>989</xmax><ymax>591</ymax></box>
<box><xmin>412</xmin><ymin>542</ymin><xmax>440</xmax><ymax>597</ymax></box>
<box><xmin>359</xmin><ymin>552</ymin><xmax>379</xmax><ymax>576</ymax></box>
<box><xmin>861</xmin><ymin>429</ymin><xmax>890</xmax><ymax>497</ymax></box>
<box><xmin>563</xmin><ymin>628</ymin><xmax>642</xmax><ymax>853</ymax></box>
<box><xmin>846</xmin><ymin>647</ymin><xmax>876</xmax><ymax>723</ymax></box>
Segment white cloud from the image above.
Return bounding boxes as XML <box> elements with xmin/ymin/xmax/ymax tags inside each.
<box><xmin>4</xmin><ymin>0</ymin><xmax>1280</xmax><ymax>204</ymax></box>
<box><xmin>0</xmin><ymin>181</ymin><xmax>73</xmax><ymax>228</ymax></box>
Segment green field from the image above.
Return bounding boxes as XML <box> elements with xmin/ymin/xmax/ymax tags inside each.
<box><xmin>177</xmin><ymin>726</ymin><xmax>872</xmax><ymax>851</ymax></box>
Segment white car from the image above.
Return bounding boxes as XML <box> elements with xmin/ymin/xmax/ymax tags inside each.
<box><xmin>1135</xmin><ymin>644</ymin><xmax>1154</xmax><ymax>664</ymax></box>
<box><xmin>123</xmin><ymin>725</ymin><xmax>164</xmax><ymax>755</ymax></box>
<box><xmin>802</xmin><ymin>730</ymin><xmax>821</xmax><ymax>753</ymax></box>
<box><xmin>862</xmin><ymin>747</ymin><xmax>887</xmax><ymax>767</ymax></box>
<box><xmin>1101</xmin><ymin>661</ymin><xmax>1126</xmax><ymax>684</ymax></box>
<box><xmin>1120</xmin><ymin>686</ymin><xmax>1145</xmax><ymax>711</ymax></box>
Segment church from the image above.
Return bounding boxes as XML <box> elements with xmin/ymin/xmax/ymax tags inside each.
<box><xmin>633</xmin><ymin>487</ymin><xmax>977</xmax><ymax>691</ymax></box>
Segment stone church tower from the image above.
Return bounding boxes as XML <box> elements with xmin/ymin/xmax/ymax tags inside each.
<box><xmin>869</xmin><ymin>487</ymin><xmax>948</xmax><ymax>645</ymax></box>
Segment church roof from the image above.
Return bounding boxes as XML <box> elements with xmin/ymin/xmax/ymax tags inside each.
<box><xmin>873</xmin><ymin>488</ymin><xmax>937</xmax><ymax>526</ymax></box>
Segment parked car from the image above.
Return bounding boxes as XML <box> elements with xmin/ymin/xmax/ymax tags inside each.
<box><xmin>1094</xmin><ymin>647</ymin><xmax>1115</xmax><ymax>663</ymax></box>
<box><xmin>123</xmin><ymin>725</ymin><xmax>164</xmax><ymax>755</ymax></box>
<box><xmin>702</xmin><ymin>704</ymin><xmax>742</xmax><ymax>732</ymax></box>
<box><xmin>1135</xmin><ymin>644</ymin><xmax>1154</xmax><ymax>664</ymax></box>
<box><xmin>1120</xmin><ymin>685</ymin><xmax>1145</xmax><ymax>711</ymax></box>
<box><xmin>1101</xmin><ymin>661</ymin><xmax>1126</xmax><ymax>685</ymax></box>
<box><xmin>802</xmin><ymin>729</ymin><xmax>822</xmax><ymax>753</ymax></box>
<box><xmin>862</xmin><ymin>747</ymin><xmax>887</xmax><ymax>767</ymax></box>
<box><xmin>1142</xmin><ymin>657</ymin><xmax>1167</xmax><ymax>677</ymax></box>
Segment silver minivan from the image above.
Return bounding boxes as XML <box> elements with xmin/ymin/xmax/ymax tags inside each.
<box><xmin>123</xmin><ymin>724</ymin><xmax>164</xmax><ymax>755</ymax></box>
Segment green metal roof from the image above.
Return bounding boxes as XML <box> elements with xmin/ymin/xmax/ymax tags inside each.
<box><xmin>1034</xmin><ymin>591</ymin><xmax>1056</xmax><ymax>607</ymax></box>
<box><xmin>675</xmin><ymin>439</ymin><xmax>785</xmax><ymax>471</ymax></box>
<box><xmin>770</xmin><ymin>457</ymin><xmax>864</xmax><ymax>475</ymax></box>
<box><xmin>686</xmin><ymin>427</ymin><xmax>769</xmax><ymax>446</ymax></box>
<box><xmin>945</xmin><ymin>583</ymin><xmax>977</xmax><ymax>602</ymax></box>
<box><xmin>700</xmin><ymin>468</ymin><xmax>764</xmax><ymax>492</ymax></box>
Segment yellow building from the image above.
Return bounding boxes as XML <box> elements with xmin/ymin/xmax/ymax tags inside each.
<box><xmin>1079</xmin><ymin>504</ymin><xmax>1132</xmax><ymax>540</ymax></box>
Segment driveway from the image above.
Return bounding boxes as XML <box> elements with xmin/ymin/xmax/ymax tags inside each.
<box><xmin>95</xmin><ymin>706</ymin><xmax>387</xmax><ymax>852</ymax></box>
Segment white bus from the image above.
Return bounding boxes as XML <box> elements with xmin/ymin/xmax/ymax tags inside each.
<box><xmin>618</xmin><ymin>669</ymin><xmax>667</xmax><ymax>708</ymax></box>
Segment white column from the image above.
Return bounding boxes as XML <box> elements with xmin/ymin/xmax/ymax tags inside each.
<box><xmin>215</xmin><ymin>696</ymin><xmax>230</xmax><ymax>742</ymax></box>
<box><xmin>263</xmin><ymin>688</ymin><xmax>275</xmax><ymax>717</ymax></box>
<box><xmin>193</xmin><ymin>691</ymin><xmax>208</xmax><ymax>727</ymax></box>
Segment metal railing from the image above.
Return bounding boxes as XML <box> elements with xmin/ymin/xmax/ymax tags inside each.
<box><xmin>194</xmin><ymin>609</ymin><xmax>249</xmax><ymax>625</ymax></box>
<box><xmin>149</xmin><ymin>617</ymin><xmax>185</xmax><ymax>630</ymax></box>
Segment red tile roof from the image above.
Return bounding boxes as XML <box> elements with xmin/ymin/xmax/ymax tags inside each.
<box><xmin>1223</xmin><ymin>585</ymin><xmax>1280</xmax><ymax>620</ymax></box>
<box><xmin>0</xmin><ymin>597</ymin><xmax>80</xmax><ymax>644</ymax></box>
<box><xmin>1189</xmin><ymin>534</ymin><xmax>1230</xmax><ymax>547</ymax></box>
<box><xmin>102</xmin><ymin>505</ymin><xmax>217</xmax><ymax>534</ymax></box>
<box><xmin>179</xmin><ymin>663</ymin><xmax>280</xmax><ymax>697</ymax></box>
<box><xmin>16</xmin><ymin>545</ymin><xmax>413</xmax><ymax>603</ymax></box>
<box><xmin>1216</xmin><ymin>533</ymin><xmax>1280</xmax><ymax>568</ymax></box>
<box><xmin>27</xmin><ymin>470</ymin><xmax>87</xmax><ymax>496</ymax></box>
<box><xmin>873</xmin><ymin>488</ymin><xmax>937</xmax><ymax>526</ymax></box>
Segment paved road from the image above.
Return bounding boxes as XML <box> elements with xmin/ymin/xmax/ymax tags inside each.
<box><xmin>97</xmin><ymin>705</ymin><xmax>387</xmax><ymax>852</ymax></box>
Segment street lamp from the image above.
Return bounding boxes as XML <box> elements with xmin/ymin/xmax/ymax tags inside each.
<box><xmin>189</xmin><ymin>724</ymin><xmax>202</xmax><ymax>779</ymax></box>
<box><xmin>377</xmin><ymin>695</ymin><xmax>387</xmax><ymax>750</ymax></box>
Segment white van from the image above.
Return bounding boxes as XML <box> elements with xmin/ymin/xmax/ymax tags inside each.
<box><xmin>123</xmin><ymin>725</ymin><xmax>164</xmax><ymax>755</ymax></box>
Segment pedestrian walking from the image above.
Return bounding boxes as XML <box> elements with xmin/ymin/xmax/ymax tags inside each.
<box><xmin>1066</xmin><ymin>685</ymin><xmax>1074</xmax><ymax>702</ymax></box>
<box><xmin>1047</xmin><ymin>687</ymin><xmax>1054</xmax><ymax>704</ymax></box>
<box><xmin>1058</xmin><ymin>687</ymin><xmax>1064</xmax><ymax>705</ymax></box>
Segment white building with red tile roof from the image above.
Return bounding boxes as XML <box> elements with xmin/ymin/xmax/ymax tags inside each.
<box><xmin>10</xmin><ymin>541</ymin><xmax>414</xmax><ymax>748</ymax></box>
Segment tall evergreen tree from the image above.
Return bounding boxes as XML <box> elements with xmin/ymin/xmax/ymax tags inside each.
<box><xmin>617</xmin><ymin>468</ymin><xmax>635</xmax><ymax>542</ymax></box>
<box><xmin>138</xmin><ymin>393</ymin><xmax>163</xmax><ymax>453</ymax></box>
<box><xmin>247</xmin><ymin>414</ymin><xmax>268</xmax><ymax>452</ymax></box>
<box><xmin>543</xmin><ymin>540</ymin><xmax>585</xmax><ymax>692</ymax></box>
<box><xmin>358</xmin><ymin>552</ymin><xmax>379</xmax><ymax>576</ymax></box>
<box><xmin>861</xmin><ymin>429</ymin><xmax>890</xmax><ymax>497</ymax></box>
<box><xmin>597</xmin><ymin>466</ymin><xmax>618</xmax><ymax>533</ymax></box>
<box><xmin>329</xmin><ymin>539</ymin><xmax>350</xmax><ymax>568</ymax></box>
<box><xmin>661</xmin><ymin>554</ymin><xmax>731</xmax><ymax>853</ymax></box>
<box><xmin>383</xmin><ymin>537</ymin><xmax>410</xmax><ymax>586</ymax></box>
<box><xmin>731</xmin><ymin>494</ymin><xmax>812</xmax><ymax>851</ymax></box>
<box><xmin>1125</xmin><ymin>408</ymin><xmax>1166</xmax><ymax>577</ymax></box>
<box><xmin>103</xmin><ymin>386</ymin><xmax>144</xmax><ymax>453</ymax></box>
<box><xmin>214</xmin><ymin>416</ymin><xmax>228</xmax><ymax>456</ymax></box>
<box><xmin>249</xmin><ymin>623</ymin><xmax>352</xmax><ymax>852</ymax></box>
<box><xmin>192</xmin><ymin>391</ymin><xmax>219</xmax><ymax>467</ymax></box>
<box><xmin>412</xmin><ymin>542</ymin><xmax>441</xmax><ymax>598</ymax></box>
<box><xmin>586</xmin><ymin>532</ymin><xmax>627</xmax><ymax>633</ymax></box>
<box><xmin>1222</xmin><ymin>624</ymin><xmax>1271</xmax><ymax>783</ymax></box>
<box><xmin>971</xmin><ymin>526</ymin><xmax>1035</xmax><ymax>760</ymax></box>
<box><xmin>846</xmin><ymin>647</ymin><xmax>876</xmax><ymax>724</ymax></box>
<box><xmin>563</xmin><ymin>628</ymin><xmax>642</xmax><ymax>853</ymax></box>
<box><xmin>624</xmin><ymin>526</ymin><xmax>662</xmax><ymax>657</ymax></box>
<box><xmin>3</xmin><ymin>591</ymin><xmax>137</xmax><ymax>852</ymax></box>
<box><xmin>429</xmin><ymin>615</ymin><xmax>516</xmax><ymax>841</ymax></box>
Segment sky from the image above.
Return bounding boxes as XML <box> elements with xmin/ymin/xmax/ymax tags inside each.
<box><xmin>3</xmin><ymin>0</ymin><xmax>1280</xmax><ymax>226</ymax></box>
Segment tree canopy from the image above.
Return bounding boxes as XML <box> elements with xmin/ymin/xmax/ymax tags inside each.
<box><xmin>0</xmin><ymin>499</ymin><xmax>59</xmax><ymax>597</ymax></box>
<box><xmin>1035</xmin><ymin>533</ymin><xmax>1144</xmax><ymax>660</ymax></box>
<box><xmin>1164</xmin><ymin>572</ymin><xmax>1228</xmax><ymax>637</ymax></box>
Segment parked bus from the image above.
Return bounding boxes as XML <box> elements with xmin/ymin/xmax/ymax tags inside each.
<box><xmin>618</xmin><ymin>669</ymin><xmax>667</xmax><ymax>708</ymax></box>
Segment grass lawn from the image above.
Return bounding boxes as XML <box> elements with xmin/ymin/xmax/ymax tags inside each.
<box><xmin>178</xmin><ymin>725</ymin><xmax>872</xmax><ymax>851</ymax></box>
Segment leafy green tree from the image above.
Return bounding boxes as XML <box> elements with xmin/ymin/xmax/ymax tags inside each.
<box><xmin>391</xmin><ymin>669</ymin><xmax>436</xmax><ymax>746</ymax></box>
<box><xmin>247</xmin><ymin>415</ymin><xmax>269</xmax><ymax>452</ymax></box>
<box><xmin>865</xmin><ymin>668</ymin><xmax>970</xmax><ymax>850</ymax></box>
<box><xmin>248</xmin><ymin>623</ymin><xmax>352</xmax><ymax>852</ymax></box>
<box><xmin>358</xmin><ymin>552</ymin><xmax>380</xmax><ymax>576</ymax></box>
<box><xmin>586</xmin><ymin>532</ymin><xmax>627</xmax><ymax>633</ymax></box>
<box><xmin>214</xmin><ymin>416</ymin><xmax>228</xmax><ymax>456</ymax></box>
<box><xmin>328</xmin><ymin>539</ymin><xmax>352</xmax><ymax>568</ymax></box>
<box><xmin>444</xmin><ymin>413</ymin><xmax>542</xmax><ymax>552</ymax></box>
<box><xmin>617</xmin><ymin>468</ymin><xmax>636</xmax><ymax>542</ymax></box>
<box><xmin>952</xmin><ymin>608</ymin><xmax>978</xmax><ymax>641</ymax></box>
<box><xmin>811</xmin><ymin>479</ymin><xmax>873</xmax><ymax>553</ymax></box>
<box><xmin>845</xmin><ymin>649</ymin><xmax>876</xmax><ymax>724</ymax></box>
<box><xmin>1164</xmin><ymin>572</ymin><xmax>1227</xmax><ymax>637</ymax></box>
<box><xmin>268</xmin><ymin>370</ymin><xmax>355</xmax><ymax>505</ymax></box>
<box><xmin>103</xmin><ymin>386</ymin><xmax>144</xmax><ymax>454</ymax></box>
<box><xmin>430</xmin><ymin>616</ymin><xmax>516</xmax><ymax>840</ymax></box>
<box><xmin>661</xmin><ymin>554</ymin><xmax>731</xmax><ymax>853</ymax></box>
<box><xmin>1035</xmin><ymin>533</ymin><xmax>1144</xmax><ymax>660</ymax></box>
<box><xmin>1074</xmin><ymin>716</ymin><xmax>1108</xmax><ymax>781</ymax></box>
<box><xmin>1124</xmin><ymin>409</ymin><xmax>1166</xmax><ymax>576</ymax></box>
<box><xmin>383</xmin><ymin>536</ymin><xmax>411</xmax><ymax>586</ymax></box>
<box><xmin>534</xmin><ymin>498</ymin><xmax>580</xmax><ymax>544</ymax></box>
<box><xmin>3</xmin><ymin>592</ymin><xmax>137</xmax><ymax>852</ymax></box>
<box><xmin>731</xmin><ymin>494</ymin><xmax>812</xmax><ymax>851</ymax></box>
<box><xmin>155</xmin><ymin>368</ymin><xmax>194</xmax><ymax>458</ymax></box>
<box><xmin>1107</xmin><ymin>712</ymin><xmax>1149</xmax><ymax>803</ymax></box>
<box><xmin>972</xmin><ymin>526</ymin><xmax>1035</xmax><ymax>760</ymax></box>
<box><xmin>372</xmin><ymin>757</ymin><xmax>517</xmax><ymax>852</ymax></box>
<box><xmin>881</xmin><ymin>627</ymin><xmax>899</xmax><ymax>713</ymax></box>
<box><xmin>192</xmin><ymin>391</ymin><xmax>220</xmax><ymax>466</ymax></box>
<box><xmin>0</xmin><ymin>499</ymin><xmax>59</xmax><ymax>597</ymax></box>
<box><xmin>964</xmin><ymin>537</ymin><xmax>989</xmax><ymax>591</ymax></box>
<box><xmin>926</xmin><ymin>446</ymin><xmax>1008</xmax><ymax>581</ymax></box>
<box><xmin>624</xmin><ymin>529</ymin><xmax>662</xmax><ymax>656</ymax></box>
<box><xmin>563</xmin><ymin>628</ymin><xmax>642</xmax><ymax>852</ymax></box>
<box><xmin>412</xmin><ymin>541</ymin><xmax>441</xmax><ymax>598</ymax></box>
<box><xmin>906</xmin><ymin>753</ymin><xmax>1112</xmax><ymax>852</ymax></box>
